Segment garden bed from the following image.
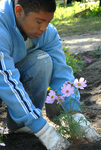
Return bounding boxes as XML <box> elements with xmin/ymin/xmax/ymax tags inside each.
<box><xmin>0</xmin><ymin>50</ymin><xmax>101</xmax><ymax>150</ymax></box>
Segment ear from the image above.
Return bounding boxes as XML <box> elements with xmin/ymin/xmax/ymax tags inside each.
<box><xmin>14</xmin><ymin>4</ymin><xmax>24</xmax><ymax>18</ymax></box>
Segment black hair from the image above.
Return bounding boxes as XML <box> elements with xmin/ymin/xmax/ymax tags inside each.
<box><xmin>17</xmin><ymin>0</ymin><xmax>56</xmax><ymax>15</ymax></box>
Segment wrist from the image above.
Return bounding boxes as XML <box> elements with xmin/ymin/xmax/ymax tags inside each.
<box><xmin>35</xmin><ymin>122</ymin><xmax>49</xmax><ymax>137</ymax></box>
<box><xmin>28</xmin><ymin>116</ymin><xmax>47</xmax><ymax>133</ymax></box>
<box><xmin>71</xmin><ymin>111</ymin><xmax>81</xmax><ymax>115</ymax></box>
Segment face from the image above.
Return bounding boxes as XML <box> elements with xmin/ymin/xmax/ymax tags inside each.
<box><xmin>15</xmin><ymin>5</ymin><xmax>54</xmax><ymax>39</ymax></box>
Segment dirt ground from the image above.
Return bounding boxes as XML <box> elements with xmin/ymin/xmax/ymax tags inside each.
<box><xmin>61</xmin><ymin>31</ymin><xmax>101</xmax><ymax>54</ymax></box>
<box><xmin>0</xmin><ymin>31</ymin><xmax>101</xmax><ymax>150</ymax></box>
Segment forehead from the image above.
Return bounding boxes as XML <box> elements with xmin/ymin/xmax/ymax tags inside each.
<box><xmin>27</xmin><ymin>10</ymin><xmax>54</xmax><ymax>22</ymax></box>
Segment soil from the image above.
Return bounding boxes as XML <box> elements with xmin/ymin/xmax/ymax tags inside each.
<box><xmin>0</xmin><ymin>31</ymin><xmax>101</xmax><ymax>150</ymax></box>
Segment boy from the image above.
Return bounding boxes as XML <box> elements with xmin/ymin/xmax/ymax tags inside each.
<box><xmin>0</xmin><ymin>0</ymin><xmax>100</xmax><ymax>149</ymax></box>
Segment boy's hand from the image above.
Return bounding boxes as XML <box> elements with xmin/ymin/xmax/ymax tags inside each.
<box><xmin>72</xmin><ymin>113</ymin><xmax>101</xmax><ymax>143</ymax></box>
<box><xmin>35</xmin><ymin>122</ymin><xmax>71</xmax><ymax>150</ymax></box>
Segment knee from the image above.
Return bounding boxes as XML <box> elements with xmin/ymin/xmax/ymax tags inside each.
<box><xmin>17</xmin><ymin>50</ymin><xmax>53</xmax><ymax>84</ymax></box>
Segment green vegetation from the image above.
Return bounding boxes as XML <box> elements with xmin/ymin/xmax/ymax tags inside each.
<box><xmin>63</xmin><ymin>47</ymin><xmax>85</xmax><ymax>75</ymax></box>
<box><xmin>51</xmin><ymin>1</ymin><xmax>101</xmax><ymax>36</ymax></box>
<box><xmin>53</xmin><ymin>110</ymin><xmax>86</xmax><ymax>142</ymax></box>
<box><xmin>93</xmin><ymin>46</ymin><xmax>101</xmax><ymax>56</ymax></box>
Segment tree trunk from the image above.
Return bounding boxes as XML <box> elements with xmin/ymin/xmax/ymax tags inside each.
<box><xmin>100</xmin><ymin>0</ymin><xmax>101</xmax><ymax>7</ymax></box>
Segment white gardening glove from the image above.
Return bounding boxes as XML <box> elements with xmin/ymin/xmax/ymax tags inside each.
<box><xmin>35</xmin><ymin>122</ymin><xmax>71</xmax><ymax>150</ymax></box>
<box><xmin>72</xmin><ymin>113</ymin><xmax>101</xmax><ymax>143</ymax></box>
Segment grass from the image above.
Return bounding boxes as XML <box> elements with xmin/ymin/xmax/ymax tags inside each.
<box><xmin>51</xmin><ymin>1</ymin><xmax>101</xmax><ymax>36</ymax></box>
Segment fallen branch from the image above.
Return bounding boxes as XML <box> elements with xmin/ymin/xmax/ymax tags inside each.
<box><xmin>74</xmin><ymin>8</ymin><xmax>91</xmax><ymax>18</ymax></box>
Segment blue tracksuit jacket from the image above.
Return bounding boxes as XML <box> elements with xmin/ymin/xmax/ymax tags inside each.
<box><xmin>0</xmin><ymin>0</ymin><xmax>80</xmax><ymax>133</ymax></box>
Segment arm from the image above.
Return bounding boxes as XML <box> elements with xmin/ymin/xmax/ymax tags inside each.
<box><xmin>41</xmin><ymin>24</ymin><xmax>81</xmax><ymax>112</ymax></box>
<box><xmin>0</xmin><ymin>25</ymin><xmax>46</xmax><ymax>134</ymax></box>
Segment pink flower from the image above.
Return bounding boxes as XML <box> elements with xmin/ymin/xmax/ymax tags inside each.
<box><xmin>0</xmin><ymin>143</ymin><xmax>6</xmax><ymax>146</ymax></box>
<box><xmin>85</xmin><ymin>56</ymin><xmax>91</xmax><ymax>63</ymax></box>
<box><xmin>0</xmin><ymin>126</ymin><xmax>4</xmax><ymax>133</ymax></box>
<box><xmin>57</xmin><ymin>96</ymin><xmax>65</xmax><ymax>104</ymax></box>
<box><xmin>61</xmin><ymin>83</ymin><xmax>74</xmax><ymax>97</ymax></box>
<box><xmin>45</xmin><ymin>96</ymin><xmax>54</xmax><ymax>104</ymax></box>
<box><xmin>74</xmin><ymin>77</ymin><xmax>87</xmax><ymax>89</ymax></box>
<box><xmin>3</xmin><ymin>127</ymin><xmax>9</xmax><ymax>134</ymax></box>
<box><xmin>45</xmin><ymin>90</ymin><xmax>57</xmax><ymax>104</ymax></box>
<box><xmin>0</xmin><ymin>126</ymin><xmax>9</xmax><ymax>134</ymax></box>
